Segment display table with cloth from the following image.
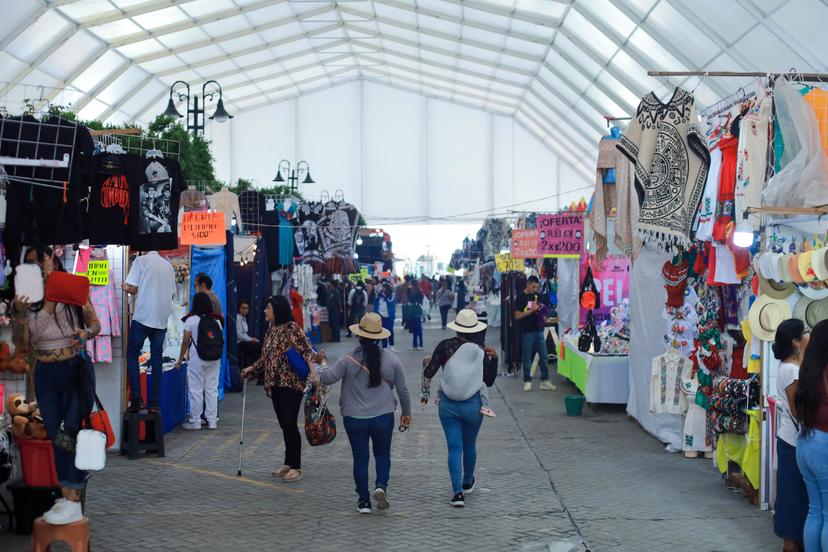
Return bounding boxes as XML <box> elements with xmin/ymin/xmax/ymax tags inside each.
<box><xmin>138</xmin><ymin>367</ymin><xmax>187</xmax><ymax>434</ymax></box>
<box><xmin>557</xmin><ymin>335</ymin><xmax>630</xmax><ymax>404</ymax></box>
<box><xmin>715</xmin><ymin>409</ymin><xmax>761</xmax><ymax>490</ymax></box>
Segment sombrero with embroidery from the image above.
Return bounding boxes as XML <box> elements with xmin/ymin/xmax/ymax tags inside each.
<box><xmin>349</xmin><ymin>312</ymin><xmax>391</xmax><ymax>340</ymax></box>
<box><xmin>749</xmin><ymin>295</ymin><xmax>793</xmax><ymax>341</ymax></box>
<box><xmin>447</xmin><ymin>309</ymin><xmax>488</xmax><ymax>333</ymax></box>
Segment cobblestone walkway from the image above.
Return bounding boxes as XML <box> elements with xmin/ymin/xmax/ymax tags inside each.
<box><xmin>1</xmin><ymin>322</ymin><xmax>776</xmax><ymax>551</ymax></box>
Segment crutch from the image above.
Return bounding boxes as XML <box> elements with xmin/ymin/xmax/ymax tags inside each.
<box><xmin>237</xmin><ymin>378</ymin><xmax>247</xmax><ymax>477</ymax></box>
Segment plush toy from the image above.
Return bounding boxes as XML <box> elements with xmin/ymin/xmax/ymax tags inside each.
<box><xmin>5</xmin><ymin>394</ymin><xmax>48</xmax><ymax>439</ymax></box>
<box><xmin>9</xmin><ymin>352</ymin><xmax>29</xmax><ymax>374</ymax></box>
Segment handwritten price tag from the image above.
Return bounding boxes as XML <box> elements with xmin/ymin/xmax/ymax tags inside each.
<box><xmin>87</xmin><ymin>260</ymin><xmax>109</xmax><ymax>285</ymax></box>
<box><xmin>536</xmin><ymin>213</ymin><xmax>584</xmax><ymax>258</ymax></box>
<box><xmin>181</xmin><ymin>212</ymin><xmax>227</xmax><ymax>245</ymax></box>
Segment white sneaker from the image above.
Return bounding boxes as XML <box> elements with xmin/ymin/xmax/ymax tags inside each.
<box><xmin>372</xmin><ymin>488</ymin><xmax>390</xmax><ymax>510</ymax></box>
<box><xmin>44</xmin><ymin>499</ymin><xmax>83</xmax><ymax>525</ymax></box>
<box><xmin>42</xmin><ymin>499</ymin><xmax>67</xmax><ymax>524</ymax></box>
<box><xmin>539</xmin><ymin>381</ymin><xmax>557</xmax><ymax>391</ymax></box>
<box><xmin>207</xmin><ymin>422</ymin><xmax>218</xmax><ymax>430</ymax></box>
<box><xmin>389</xmin><ymin>347</ymin><xmax>397</xmax><ymax>352</ymax></box>
<box><xmin>181</xmin><ymin>422</ymin><xmax>201</xmax><ymax>430</ymax></box>
<box><xmin>523</xmin><ymin>382</ymin><xmax>533</xmax><ymax>392</ymax></box>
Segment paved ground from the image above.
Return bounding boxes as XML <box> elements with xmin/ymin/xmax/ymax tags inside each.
<box><xmin>1</xmin><ymin>321</ymin><xmax>777</xmax><ymax>551</ymax></box>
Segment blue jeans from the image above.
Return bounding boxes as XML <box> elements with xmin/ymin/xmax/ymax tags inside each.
<box><xmin>438</xmin><ymin>392</ymin><xmax>483</xmax><ymax>494</ymax></box>
<box><xmin>439</xmin><ymin>305</ymin><xmax>450</xmax><ymax>328</ymax></box>
<box><xmin>127</xmin><ymin>320</ymin><xmax>167</xmax><ymax>403</ymax></box>
<box><xmin>34</xmin><ymin>356</ymin><xmax>94</xmax><ymax>489</ymax></box>
<box><xmin>798</xmin><ymin>428</ymin><xmax>828</xmax><ymax>551</ymax></box>
<box><xmin>381</xmin><ymin>316</ymin><xmax>395</xmax><ymax>348</ymax></box>
<box><xmin>521</xmin><ymin>330</ymin><xmax>549</xmax><ymax>382</ymax></box>
<box><xmin>410</xmin><ymin>317</ymin><xmax>423</xmax><ymax>348</ymax></box>
<box><xmin>343</xmin><ymin>413</ymin><xmax>395</xmax><ymax>502</ymax></box>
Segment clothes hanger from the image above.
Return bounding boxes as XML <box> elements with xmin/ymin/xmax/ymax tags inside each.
<box><xmin>145</xmin><ymin>140</ymin><xmax>164</xmax><ymax>159</ymax></box>
<box><xmin>106</xmin><ymin>143</ymin><xmax>126</xmax><ymax>154</ymax></box>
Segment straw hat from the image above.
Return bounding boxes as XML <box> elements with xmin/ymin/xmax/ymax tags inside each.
<box><xmin>813</xmin><ymin>247</ymin><xmax>828</xmax><ymax>281</ymax></box>
<box><xmin>794</xmin><ymin>295</ymin><xmax>828</xmax><ymax>329</ymax></box>
<box><xmin>778</xmin><ymin>254</ymin><xmax>794</xmax><ymax>282</ymax></box>
<box><xmin>349</xmin><ymin>312</ymin><xmax>391</xmax><ymax>340</ymax></box>
<box><xmin>447</xmin><ymin>309</ymin><xmax>488</xmax><ymax>333</ymax></box>
<box><xmin>748</xmin><ymin>295</ymin><xmax>793</xmax><ymax>342</ymax></box>
<box><xmin>789</xmin><ymin>254</ymin><xmax>807</xmax><ymax>284</ymax></box>
<box><xmin>759</xmin><ymin>266</ymin><xmax>797</xmax><ymax>299</ymax></box>
<box><xmin>800</xmin><ymin>280</ymin><xmax>828</xmax><ymax>300</ymax></box>
<box><xmin>799</xmin><ymin>250</ymin><xmax>818</xmax><ymax>283</ymax></box>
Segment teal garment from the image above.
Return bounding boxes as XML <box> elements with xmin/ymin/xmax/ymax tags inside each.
<box><xmin>278</xmin><ymin>208</ymin><xmax>295</xmax><ymax>266</ymax></box>
<box><xmin>774</xmin><ymin>85</ymin><xmax>812</xmax><ymax>172</ymax></box>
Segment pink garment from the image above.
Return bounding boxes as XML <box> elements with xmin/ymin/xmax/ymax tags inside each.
<box><xmin>86</xmin><ymin>268</ymin><xmax>121</xmax><ymax>363</ymax></box>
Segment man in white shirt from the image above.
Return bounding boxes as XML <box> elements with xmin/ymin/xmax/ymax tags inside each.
<box><xmin>123</xmin><ymin>251</ymin><xmax>176</xmax><ymax>413</ymax></box>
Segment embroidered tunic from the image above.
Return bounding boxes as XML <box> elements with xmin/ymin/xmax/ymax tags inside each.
<box><xmin>650</xmin><ymin>349</ymin><xmax>691</xmax><ymax>415</ymax></box>
<box><xmin>618</xmin><ymin>88</ymin><xmax>710</xmax><ymax>248</ymax></box>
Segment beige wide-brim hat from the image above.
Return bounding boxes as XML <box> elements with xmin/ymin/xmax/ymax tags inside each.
<box><xmin>349</xmin><ymin>312</ymin><xmax>391</xmax><ymax>340</ymax></box>
<box><xmin>447</xmin><ymin>309</ymin><xmax>488</xmax><ymax>333</ymax></box>
<box><xmin>759</xmin><ymin>270</ymin><xmax>797</xmax><ymax>300</ymax></box>
<box><xmin>799</xmin><ymin>251</ymin><xmax>818</xmax><ymax>283</ymax></box>
<box><xmin>813</xmin><ymin>247</ymin><xmax>828</xmax><ymax>281</ymax></box>
<box><xmin>749</xmin><ymin>295</ymin><xmax>793</xmax><ymax>342</ymax></box>
<box><xmin>794</xmin><ymin>295</ymin><xmax>828</xmax><ymax>329</ymax></box>
<box><xmin>779</xmin><ymin>254</ymin><xmax>794</xmax><ymax>283</ymax></box>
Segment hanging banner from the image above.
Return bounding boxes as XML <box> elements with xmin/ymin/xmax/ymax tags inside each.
<box><xmin>87</xmin><ymin>260</ymin><xmax>109</xmax><ymax>285</ymax></box>
<box><xmin>537</xmin><ymin>213</ymin><xmax>584</xmax><ymax>258</ymax></box>
<box><xmin>511</xmin><ymin>229</ymin><xmax>541</xmax><ymax>258</ymax></box>
<box><xmin>181</xmin><ymin>212</ymin><xmax>227</xmax><ymax>246</ymax></box>
<box><xmin>495</xmin><ymin>253</ymin><xmax>524</xmax><ymax>272</ymax></box>
<box><xmin>579</xmin><ymin>254</ymin><xmax>630</xmax><ymax>326</ymax></box>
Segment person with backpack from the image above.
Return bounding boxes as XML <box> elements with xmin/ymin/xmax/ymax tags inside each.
<box><xmin>318</xmin><ymin>312</ymin><xmax>412</xmax><ymax>514</ymax></box>
<box><xmin>347</xmin><ymin>283</ymin><xmax>368</xmax><ymax>338</ymax></box>
<box><xmin>176</xmin><ymin>292</ymin><xmax>224</xmax><ymax>430</ymax></box>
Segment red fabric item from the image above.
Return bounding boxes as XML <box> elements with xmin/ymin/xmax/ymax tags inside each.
<box><xmin>693</xmin><ymin>249</ymin><xmax>707</xmax><ymax>275</ymax></box>
<box><xmin>290</xmin><ymin>289</ymin><xmax>305</xmax><ymax>329</ymax></box>
<box><xmin>44</xmin><ymin>272</ymin><xmax>90</xmax><ymax>306</ymax></box>
<box><xmin>665</xmin><ymin>280</ymin><xmax>688</xmax><ymax>307</ymax></box>
<box><xmin>725</xmin><ymin>222</ymin><xmax>751</xmax><ymax>278</ymax></box>
<box><xmin>713</xmin><ymin>137</ymin><xmax>738</xmax><ymax>243</ymax></box>
<box><xmin>730</xmin><ymin>344</ymin><xmax>747</xmax><ymax>379</ymax></box>
<box><xmin>706</xmin><ymin>243</ymin><xmax>718</xmax><ymax>286</ymax></box>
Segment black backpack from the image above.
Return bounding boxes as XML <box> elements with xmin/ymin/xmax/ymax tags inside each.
<box><xmin>352</xmin><ymin>289</ymin><xmax>365</xmax><ymax>309</ymax></box>
<box><xmin>194</xmin><ymin>317</ymin><xmax>224</xmax><ymax>361</ymax></box>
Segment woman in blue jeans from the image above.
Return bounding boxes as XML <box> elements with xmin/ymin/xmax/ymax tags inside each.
<box><xmin>795</xmin><ymin>320</ymin><xmax>828</xmax><ymax>551</ymax></box>
<box><xmin>13</xmin><ymin>246</ymin><xmax>101</xmax><ymax>526</ymax></box>
<box><xmin>422</xmin><ymin>309</ymin><xmax>497</xmax><ymax>507</ymax></box>
<box><xmin>320</xmin><ymin>312</ymin><xmax>412</xmax><ymax>514</ymax></box>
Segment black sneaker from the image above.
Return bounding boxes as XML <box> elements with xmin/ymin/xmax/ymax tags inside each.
<box><xmin>127</xmin><ymin>398</ymin><xmax>145</xmax><ymax>414</ymax></box>
<box><xmin>147</xmin><ymin>401</ymin><xmax>160</xmax><ymax>415</ymax></box>
<box><xmin>462</xmin><ymin>478</ymin><xmax>476</xmax><ymax>494</ymax></box>
<box><xmin>372</xmin><ymin>488</ymin><xmax>390</xmax><ymax>510</ymax></box>
<box><xmin>357</xmin><ymin>500</ymin><xmax>372</xmax><ymax>514</ymax></box>
<box><xmin>450</xmin><ymin>492</ymin><xmax>465</xmax><ymax>507</ymax></box>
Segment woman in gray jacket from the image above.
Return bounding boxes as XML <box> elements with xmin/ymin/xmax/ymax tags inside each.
<box><xmin>319</xmin><ymin>312</ymin><xmax>412</xmax><ymax>514</ymax></box>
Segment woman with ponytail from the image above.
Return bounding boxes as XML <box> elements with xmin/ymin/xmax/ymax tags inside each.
<box><xmin>319</xmin><ymin>312</ymin><xmax>412</xmax><ymax>514</ymax></box>
<box><xmin>795</xmin><ymin>319</ymin><xmax>828</xmax><ymax>551</ymax></box>
<box><xmin>771</xmin><ymin>319</ymin><xmax>809</xmax><ymax>551</ymax></box>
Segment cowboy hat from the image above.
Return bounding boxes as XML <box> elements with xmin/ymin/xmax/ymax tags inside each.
<box><xmin>794</xmin><ymin>295</ymin><xmax>828</xmax><ymax>329</ymax></box>
<box><xmin>748</xmin><ymin>295</ymin><xmax>793</xmax><ymax>342</ymax></box>
<box><xmin>349</xmin><ymin>312</ymin><xmax>391</xmax><ymax>340</ymax></box>
<box><xmin>447</xmin><ymin>309</ymin><xmax>488</xmax><ymax>333</ymax></box>
<box><xmin>813</xmin><ymin>247</ymin><xmax>828</xmax><ymax>281</ymax></box>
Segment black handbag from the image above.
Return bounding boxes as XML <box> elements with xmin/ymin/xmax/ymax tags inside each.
<box><xmin>578</xmin><ymin>310</ymin><xmax>601</xmax><ymax>354</ymax></box>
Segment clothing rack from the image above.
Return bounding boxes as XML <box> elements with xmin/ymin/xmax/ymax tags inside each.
<box><xmin>94</xmin><ymin>133</ymin><xmax>180</xmax><ymax>160</ymax></box>
<box><xmin>0</xmin><ymin>114</ymin><xmax>79</xmax><ymax>191</ymax></box>
<box><xmin>647</xmin><ymin>70</ymin><xmax>828</xmax><ymax>82</ymax></box>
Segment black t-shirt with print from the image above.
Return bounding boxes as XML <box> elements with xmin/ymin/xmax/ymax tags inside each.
<box><xmin>2</xmin><ymin>116</ymin><xmax>93</xmax><ymax>260</ymax></box>
<box><xmin>88</xmin><ymin>152</ymin><xmax>143</xmax><ymax>245</ymax></box>
<box><xmin>130</xmin><ymin>157</ymin><xmax>184</xmax><ymax>251</ymax></box>
<box><xmin>515</xmin><ymin>291</ymin><xmax>549</xmax><ymax>333</ymax></box>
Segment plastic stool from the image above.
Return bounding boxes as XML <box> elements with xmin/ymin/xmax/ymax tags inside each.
<box><xmin>120</xmin><ymin>411</ymin><xmax>165</xmax><ymax>460</ymax></box>
<box><xmin>31</xmin><ymin>516</ymin><xmax>90</xmax><ymax>551</ymax></box>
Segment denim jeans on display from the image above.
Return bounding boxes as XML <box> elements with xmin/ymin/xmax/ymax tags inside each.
<box><xmin>127</xmin><ymin>320</ymin><xmax>167</xmax><ymax>403</ymax></box>
<box><xmin>521</xmin><ymin>330</ymin><xmax>549</xmax><ymax>382</ymax></box>
<box><xmin>797</xmin><ymin>428</ymin><xmax>828</xmax><ymax>551</ymax></box>
<box><xmin>34</xmin><ymin>356</ymin><xmax>95</xmax><ymax>489</ymax></box>
<box><xmin>343</xmin><ymin>413</ymin><xmax>395</xmax><ymax>502</ymax></box>
<box><xmin>438</xmin><ymin>392</ymin><xmax>483</xmax><ymax>494</ymax></box>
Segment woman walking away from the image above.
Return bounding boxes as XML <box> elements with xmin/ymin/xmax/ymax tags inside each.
<box><xmin>242</xmin><ymin>296</ymin><xmax>319</xmax><ymax>483</ymax></box>
<box><xmin>772</xmin><ymin>319</ymin><xmax>809</xmax><ymax>551</ymax></box>
<box><xmin>176</xmin><ymin>292</ymin><xmax>224</xmax><ymax>430</ymax></box>
<box><xmin>795</xmin><ymin>319</ymin><xmax>828</xmax><ymax>551</ymax></box>
<box><xmin>374</xmin><ymin>283</ymin><xmax>397</xmax><ymax>350</ymax></box>
<box><xmin>319</xmin><ymin>313</ymin><xmax>412</xmax><ymax>514</ymax></box>
<box><xmin>409</xmin><ymin>280</ymin><xmax>425</xmax><ymax>350</ymax></box>
<box><xmin>13</xmin><ymin>246</ymin><xmax>101</xmax><ymax>525</ymax></box>
<box><xmin>422</xmin><ymin>309</ymin><xmax>497</xmax><ymax>508</ymax></box>
<box><xmin>435</xmin><ymin>278</ymin><xmax>454</xmax><ymax>330</ymax></box>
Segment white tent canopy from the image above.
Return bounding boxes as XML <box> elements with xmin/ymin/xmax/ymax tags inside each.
<box><xmin>1</xmin><ymin>0</ymin><xmax>826</xmax><ymax>218</ymax></box>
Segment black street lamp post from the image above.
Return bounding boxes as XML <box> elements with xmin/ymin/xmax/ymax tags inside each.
<box><xmin>163</xmin><ymin>79</ymin><xmax>233</xmax><ymax>135</ymax></box>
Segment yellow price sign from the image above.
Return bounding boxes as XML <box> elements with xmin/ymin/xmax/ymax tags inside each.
<box><xmin>495</xmin><ymin>254</ymin><xmax>523</xmax><ymax>272</ymax></box>
<box><xmin>87</xmin><ymin>260</ymin><xmax>109</xmax><ymax>285</ymax></box>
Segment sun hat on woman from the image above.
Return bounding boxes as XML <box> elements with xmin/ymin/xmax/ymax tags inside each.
<box><xmin>447</xmin><ymin>309</ymin><xmax>487</xmax><ymax>334</ymax></box>
<box><xmin>350</xmin><ymin>312</ymin><xmax>391</xmax><ymax>340</ymax></box>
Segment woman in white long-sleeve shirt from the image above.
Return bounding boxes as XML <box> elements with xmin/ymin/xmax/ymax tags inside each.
<box><xmin>237</xmin><ymin>301</ymin><xmax>262</xmax><ymax>383</ymax></box>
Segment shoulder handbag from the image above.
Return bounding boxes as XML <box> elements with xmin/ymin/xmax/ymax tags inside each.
<box><xmin>82</xmin><ymin>393</ymin><xmax>115</xmax><ymax>449</ymax></box>
<box><xmin>285</xmin><ymin>347</ymin><xmax>310</xmax><ymax>380</ymax></box>
<box><xmin>579</xmin><ymin>265</ymin><xmax>600</xmax><ymax>310</ymax></box>
<box><xmin>578</xmin><ymin>311</ymin><xmax>601</xmax><ymax>354</ymax></box>
<box><xmin>304</xmin><ymin>383</ymin><xmax>336</xmax><ymax>446</ymax></box>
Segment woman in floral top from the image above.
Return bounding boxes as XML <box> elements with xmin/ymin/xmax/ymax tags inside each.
<box><xmin>242</xmin><ymin>295</ymin><xmax>319</xmax><ymax>482</ymax></box>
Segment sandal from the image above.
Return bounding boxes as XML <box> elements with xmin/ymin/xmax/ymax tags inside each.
<box><xmin>283</xmin><ymin>469</ymin><xmax>303</xmax><ymax>482</ymax></box>
<box><xmin>272</xmin><ymin>465</ymin><xmax>291</xmax><ymax>477</ymax></box>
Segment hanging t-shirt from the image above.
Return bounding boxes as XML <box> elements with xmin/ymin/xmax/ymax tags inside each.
<box><xmin>2</xmin><ymin>116</ymin><xmax>93</xmax><ymax>259</ymax></box>
<box><xmin>320</xmin><ymin>200</ymin><xmax>360</xmax><ymax>258</ymax></box>
<box><xmin>260</xmin><ymin>197</ymin><xmax>280</xmax><ymax>271</ymax></box>
<box><xmin>131</xmin><ymin>158</ymin><xmax>184</xmax><ymax>251</ymax></box>
<box><xmin>88</xmin><ymin>152</ymin><xmax>143</xmax><ymax>245</ymax></box>
<box><xmin>294</xmin><ymin>201</ymin><xmax>324</xmax><ymax>263</ymax></box>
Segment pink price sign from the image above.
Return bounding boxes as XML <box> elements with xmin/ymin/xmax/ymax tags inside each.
<box><xmin>510</xmin><ymin>229</ymin><xmax>541</xmax><ymax>259</ymax></box>
<box><xmin>536</xmin><ymin>213</ymin><xmax>584</xmax><ymax>258</ymax></box>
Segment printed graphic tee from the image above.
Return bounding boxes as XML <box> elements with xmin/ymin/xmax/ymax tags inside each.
<box><xmin>88</xmin><ymin>152</ymin><xmax>143</xmax><ymax>245</ymax></box>
<box><xmin>131</xmin><ymin>158</ymin><xmax>184</xmax><ymax>251</ymax></box>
